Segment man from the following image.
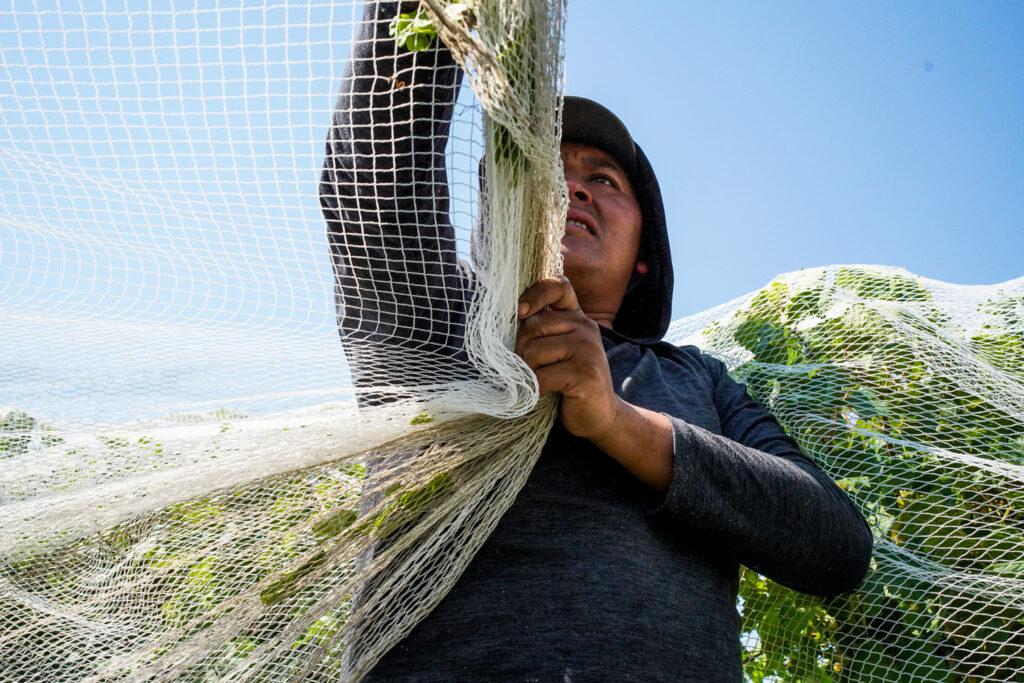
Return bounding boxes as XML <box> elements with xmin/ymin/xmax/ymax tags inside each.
<box><xmin>321</xmin><ymin>2</ymin><xmax>872</xmax><ymax>679</ymax></box>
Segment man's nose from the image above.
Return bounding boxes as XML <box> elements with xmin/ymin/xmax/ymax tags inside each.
<box><xmin>565</xmin><ymin>176</ymin><xmax>592</xmax><ymax>205</ymax></box>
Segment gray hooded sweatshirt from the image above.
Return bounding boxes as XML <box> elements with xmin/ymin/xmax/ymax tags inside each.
<box><xmin>319</xmin><ymin>3</ymin><xmax>872</xmax><ymax>680</ymax></box>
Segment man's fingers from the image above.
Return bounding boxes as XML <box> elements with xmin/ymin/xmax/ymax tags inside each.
<box><xmin>515</xmin><ymin>309</ymin><xmax>578</xmax><ymax>351</ymax></box>
<box><xmin>518</xmin><ymin>332</ymin><xmax>576</xmax><ymax>370</ymax></box>
<box><xmin>517</xmin><ymin>276</ymin><xmax>579</xmax><ymax>318</ymax></box>
<box><xmin>533</xmin><ymin>361</ymin><xmax>578</xmax><ymax>397</ymax></box>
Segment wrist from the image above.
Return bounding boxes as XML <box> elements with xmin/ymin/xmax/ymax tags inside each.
<box><xmin>589</xmin><ymin>400</ymin><xmax>674</xmax><ymax>494</ymax></box>
<box><xmin>589</xmin><ymin>396</ymin><xmax>628</xmax><ymax>448</ymax></box>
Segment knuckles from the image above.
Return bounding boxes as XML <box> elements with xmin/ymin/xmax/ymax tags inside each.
<box><xmin>532</xmin><ymin>275</ymin><xmax>571</xmax><ymax>292</ymax></box>
<box><xmin>519</xmin><ymin>275</ymin><xmax>577</xmax><ymax>312</ymax></box>
<box><xmin>516</xmin><ymin>307</ymin><xmax>587</xmax><ymax>339</ymax></box>
<box><xmin>516</xmin><ymin>326</ymin><xmax>605</xmax><ymax>376</ymax></box>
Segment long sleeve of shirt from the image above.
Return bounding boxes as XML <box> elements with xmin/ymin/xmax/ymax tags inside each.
<box><xmin>651</xmin><ymin>352</ymin><xmax>872</xmax><ymax>597</ymax></box>
<box><xmin>319</xmin><ymin>0</ymin><xmax>471</xmax><ymax>400</ymax></box>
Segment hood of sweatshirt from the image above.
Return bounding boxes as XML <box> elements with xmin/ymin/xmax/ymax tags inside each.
<box><xmin>561</xmin><ymin>96</ymin><xmax>673</xmax><ymax>344</ymax></box>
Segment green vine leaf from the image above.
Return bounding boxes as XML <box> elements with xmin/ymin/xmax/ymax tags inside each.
<box><xmin>389</xmin><ymin>9</ymin><xmax>437</xmax><ymax>52</ymax></box>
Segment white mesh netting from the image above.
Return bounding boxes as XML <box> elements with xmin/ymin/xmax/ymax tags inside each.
<box><xmin>666</xmin><ymin>266</ymin><xmax>1024</xmax><ymax>681</ymax></box>
<box><xmin>2</xmin><ymin>0</ymin><xmax>566</xmax><ymax>678</ymax></box>
<box><xmin>1</xmin><ymin>1</ymin><xmax>1022</xmax><ymax>681</ymax></box>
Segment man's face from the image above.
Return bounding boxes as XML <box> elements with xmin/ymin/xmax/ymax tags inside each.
<box><xmin>559</xmin><ymin>142</ymin><xmax>645</xmax><ymax>323</ymax></box>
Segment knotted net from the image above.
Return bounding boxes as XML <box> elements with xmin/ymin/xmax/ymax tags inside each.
<box><xmin>1</xmin><ymin>1</ymin><xmax>1022</xmax><ymax>681</ymax></box>
<box><xmin>667</xmin><ymin>266</ymin><xmax>1024</xmax><ymax>681</ymax></box>
<box><xmin>2</xmin><ymin>0</ymin><xmax>566</xmax><ymax>678</ymax></box>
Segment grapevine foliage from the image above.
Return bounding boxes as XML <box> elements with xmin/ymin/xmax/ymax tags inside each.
<box><xmin>706</xmin><ymin>268</ymin><xmax>1024</xmax><ymax>682</ymax></box>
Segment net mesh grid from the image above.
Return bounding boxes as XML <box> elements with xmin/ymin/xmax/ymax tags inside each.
<box><xmin>666</xmin><ymin>266</ymin><xmax>1024</xmax><ymax>681</ymax></box>
<box><xmin>2</xmin><ymin>1</ymin><xmax>1022</xmax><ymax>681</ymax></box>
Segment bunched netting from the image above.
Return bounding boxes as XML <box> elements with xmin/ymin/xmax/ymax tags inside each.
<box><xmin>1</xmin><ymin>1</ymin><xmax>1022</xmax><ymax>680</ymax></box>
<box><xmin>2</xmin><ymin>0</ymin><xmax>566</xmax><ymax>677</ymax></box>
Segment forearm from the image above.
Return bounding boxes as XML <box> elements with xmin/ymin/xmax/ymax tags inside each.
<box><xmin>321</xmin><ymin>0</ymin><xmax>460</xmax><ymax>236</ymax></box>
<box><xmin>321</xmin><ymin>0</ymin><xmax>461</xmax><ymax>213</ymax></box>
<box><xmin>590</xmin><ymin>398</ymin><xmax>673</xmax><ymax>495</ymax></box>
<box><xmin>593</xmin><ymin>396</ymin><xmax>870</xmax><ymax>597</ymax></box>
<box><xmin>654</xmin><ymin>416</ymin><xmax>872</xmax><ymax>596</ymax></box>
<box><xmin>322</xmin><ymin>0</ymin><xmax>469</xmax><ymax>358</ymax></box>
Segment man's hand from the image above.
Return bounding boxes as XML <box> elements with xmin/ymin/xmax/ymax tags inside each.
<box><xmin>515</xmin><ymin>276</ymin><xmax>675</xmax><ymax>494</ymax></box>
<box><xmin>515</xmin><ymin>276</ymin><xmax>623</xmax><ymax>440</ymax></box>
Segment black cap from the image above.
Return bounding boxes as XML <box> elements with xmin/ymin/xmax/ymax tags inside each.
<box><xmin>561</xmin><ymin>96</ymin><xmax>674</xmax><ymax>344</ymax></box>
<box><xmin>561</xmin><ymin>96</ymin><xmax>639</xmax><ymax>182</ymax></box>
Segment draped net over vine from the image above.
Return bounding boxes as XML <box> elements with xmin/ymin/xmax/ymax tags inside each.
<box><xmin>1</xmin><ymin>1</ymin><xmax>1022</xmax><ymax>681</ymax></box>
<box><xmin>667</xmin><ymin>266</ymin><xmax>1024</xmax><ymax>681</ymax></box>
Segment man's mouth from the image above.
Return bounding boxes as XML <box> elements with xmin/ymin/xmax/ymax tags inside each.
<box><xmin>566</xmin><ymin>219</ymin><xmax>594</xmax><ymax>235</ymax></box>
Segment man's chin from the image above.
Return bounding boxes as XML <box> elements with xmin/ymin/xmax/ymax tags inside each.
<box><xmin>559</xmin><ymin>235</ymin><xmax>595</xmax><ymax>258</ymax></box>
<box><xmin>559</xmin><ymin>240</ymin><xmax>577</xmax><ymax>263</ymax></box>
<box><xmin>559</xmin><ymin>242</ymin><xmax>596</xmax><ymax>275</ymax></box>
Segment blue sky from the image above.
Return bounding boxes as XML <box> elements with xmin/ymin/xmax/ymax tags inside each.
<box><xmin>564</xmin><ymin>1</ymin><xmax>1024</xmax><ymax>316</ymax></box>
<box><xmin>4</xmin><ymin>1</ymin><xmax>1020</xmax><ymax>325</ymax></box>
<box><xmin>1</xmin><ymin>1</ymin><xmax>1021</xmax><ymax>420</ymax></box>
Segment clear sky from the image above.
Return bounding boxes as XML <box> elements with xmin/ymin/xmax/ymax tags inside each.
<box><xmin>564</xmin><ymin>1</ymin><xmax>1024</xmax><ymax>317</ymax></box>
<box><xmin>2</xmin><ymin>1</ymin><xmax>1022</xmax><ymax>421</ymax></box>
<box><xmin>4</xmin><ymin>1</ymin><xmax>1020</xmax><ymax>324</ymax></box>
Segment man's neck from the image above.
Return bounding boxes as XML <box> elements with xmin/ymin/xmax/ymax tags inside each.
<box><xmin>585</xmin><ymin>311</ymin><xmax>616</xmax><ymax>329</ymax></box>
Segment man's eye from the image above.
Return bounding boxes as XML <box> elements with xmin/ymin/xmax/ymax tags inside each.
<box><xmin>592</xmin><ymin>175</ymin><xmax>616</xmax><ymax>188</ymax></box>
